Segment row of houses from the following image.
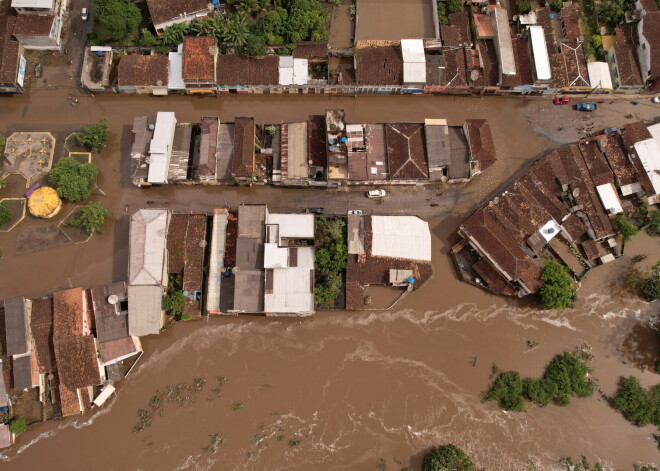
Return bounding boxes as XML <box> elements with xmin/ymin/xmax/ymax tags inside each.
<box><xmin>129</xmin><ymin>110</ymin><xmax>496</xmax><ymax>187</ymax></box>
<box><xmin>452</xmin><ymin>120</ymin><xmax>660</xmax><ymax>297</ymax></box>
<box><xmin>0</xmin><ymin>283</ymin><xmax>143</xmax><ymax>444</ymax></box>
<box><xmin>126</xmin><ymin>206</ymin><xmax>434</xmax><ymax>329</ymax></box>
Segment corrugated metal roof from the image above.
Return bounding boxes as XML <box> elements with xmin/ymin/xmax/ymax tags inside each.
<box><xmin>264</xmin><ymin>243</ymin><xmax>289</xmax><ymax>268</ymax></box>
<box><xmin>127</xmin><ymin>285</ymin><xmax>164</xmax><ymax>336</ymax></box>
<box><xmin>633</xmin><ymin>139</ymin><xmax>660</xmax><ymax>195</ymax></box>
<box><xmin>266</xmin><ymin>213</ymin><xmax>314</xmax><ymax>240</ymax></box>
<box><xmin>587</xmin><ymin>61</ymin><xmax>613</xmax><ymax>89</ymax></box>
<box><xmin>293</xmin><ymin>58</ymin><xmax>308</xmax><ymax>85</ymax></box>
<box><xmin>3</xmin><ymin>297</ymin><xmax>28</xmax><ymax>356</ymax></box>
<box><xmin>529</xmin><ymin>26</ymin><xmax>551</xmax><ymax>81</ymax></box>
<box><xmin>148</xmin><ymin>112</ymin><xmax>177</xmax><ymax>184</ymax></box>
<box><xmin>12</xmin><ymin>355</ymin><xmax>32</xmax><ymax>390</ymax></box>
<box><xmin>424</xmin><ymin>124</ymin><xmax>450</xmax><ymax>169</ymax></box>
<box><xmin>370</xmin><ymin>216</ymin><xmax>431</xmax><ymax>261</ymax></box>
<box><xmin>11</xmin><ymin>0</ymin><xmax>53</xmax><ymax>8</ymax></box>
<box><xmin>401</xmin><ymin>39</ymin><xmax>426</xmax><ymax>84</ymax></box>
<box><xmin>492</xmin><ymin>8</ymin><xmax>516</xmax><ymax>76</ymax></box>
<box><xmin>207</xmin><ymin>210</ymin><xmax>228</xmax><ymax>313</ymax></box>
<box><xmin>168</xmin><ymin>45</ymin><xmax>185</xmax><ymax>90</ymax></box>
<box><xmin>129</xmin><ymin>209</ymin><xmax>169</xmax><ymax>286</ymax></box>
<box><xmin>263</xmin><ymin>268</ymin><xmax>314</xmax><ymax>313</ymax></box>
<box><xmin>596</xmin><ymin>183</ymin><xmax>623</xmax><ymax>214</ymax></box>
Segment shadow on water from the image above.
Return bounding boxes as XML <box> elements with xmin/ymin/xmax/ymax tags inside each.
<box><xmin>620</xmin><ymin>322</ymin><xmax>660</xmax><ymax>372</ymax></box>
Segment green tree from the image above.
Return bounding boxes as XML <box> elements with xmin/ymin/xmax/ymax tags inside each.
<box><xmin>539</xmin><ymin>260</ymin><xmax>576</xmax><ymax>310</ymax></box>
<box><xmin>190</xmin><ymin>17</ymin><xmax>223</xmax><ymax>38</ymax></box>
<box><xmin>139</xmin><ymin>28</ymin><xmax>160</xmax><ymax>47</ymax></box>
<box><xmin>542</xmin><ymin>352</ymin><xmax>594</xmax><ymax>403</ymax></box>
<box><xmin>77</xmin><ymin>119</ymin><xmax>110</xmax><ymax>152</ymax></box>
<box><xmin>92</xmin><ymin>0</ymin><xmax>141</xmax><ymax>40</ymax></box>
<box><xmin>446</xmin><ymin>0</ymin><xmax>464</xmax><ymax>13</ymax></box>
<box><xmin>643</xmin><ymin>211</ymin><xmax>660</xmax><ymax>236</ymax></box>
<box><xmin>423</xmin><ymin>444</ymin><xmax>475</xmax><ymax>471</ymax></box>
<box><xmin>314</xmin><ymin>271</ymin><xmax>342</xmax><ymax>308</ymax></box>
<box><xmin>613</xmin><ymin>214</ymin><xmax>638</xmax><ymax>243</ymax></box>
<box><xmin>637</xmin><ymin>262</ymin><xmax>659</xmax><ymax>302</ymax></box>
<box><xmin>0</xmin><ymin>175</ymin><xmax>6</xmax><ymax>190</ymax></box>
<box><xmin>163</xmin><ymin>289</ymin><xmax>186</xmax><ymax>320</ymax></box>
<box><xmin>610</xmin><ymin>376</ymin><xmax>660</xmax><ymax>427</ymax></box>
<box><xmin>245</xmin><ymin>34</ymin><xmax>267</xmax><ymax>55</ymax></box>
<box><xmin>161</xmin><ymin>23</ymin><xmax>190</xmax><ymax>46</ymax></box>
<box><xmin>437</xmin><ymin>2</ymin><xmax>449</xmax><ymax>25</ymax></box>
<box><xmin>516</xmin><ymin>0</ymin><xmax>531</xmax><ymax>13</ymax></box>
<box><xmin>523</xmin><ymin>378</ymin><xmax>557</xmax><ymax>406</ymax></box>
<box><xmin>0</xmin><ymin>202</ymin><xmax>11</xmax><ymax>227</ymax></box>
<box><xmin>69</xmin><ymin>203</ymin><xmax>111</xmax><ymax>235</ymax></box>
<box><xmin>9</xmin><ymin>417</ymin><xmax>26</xmax><ymax>435</ymax></box>
<box><xmin>49</xmin><ymin>157</ymin><xmax>98</xmax><ymax>202</ymax></box>
<box><xmin>285</xmin><ymin>0</ymin><xmax>330</xmax><ymax>43</ymax></box>
<box><xmin>484</xmin><ymin>371</ymin><xmax>525</xmax><ymax>411</ymax></box>
<box><xmin>222</xmin><ymin>13</ymin><xmax>250</xmax><ymax>48</ymax></box>
<box><xmin>597</xmin><ymin>0</ymin><xmax>627</xmax><ymax>28</ymax></box>
<box><xmin>0</xmin><ymin>134</ymin><xmax>5</xmax><ymax>154</ymax></box>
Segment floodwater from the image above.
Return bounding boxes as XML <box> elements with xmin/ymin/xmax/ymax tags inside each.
<box><xmin>1</xmin><ymin>73</ymin><xmax>659</xmax><ymax>470</ymax></box>
<box><xmin>355</xmin><ymin>0</ymin><xmax>437</xmax><ymax>41</ymax></box>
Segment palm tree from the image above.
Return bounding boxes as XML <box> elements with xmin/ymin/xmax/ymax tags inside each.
<box><xmin>161</xmin><ymin>23</ymin><xmax>188</xmax><ymax>46</ymax></box>
<box><xmin>221</xmin><ymin>13</ymin><xmax>249</xmax><ymax>48</ymax></box>
<box><xmin>191</xmin><ymin>17</ymin><xmax>222</xmax><ymax>37</ymax></box>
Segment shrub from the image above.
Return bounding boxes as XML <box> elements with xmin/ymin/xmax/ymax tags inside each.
<box><xmin>637</xmin><ymin>263</ymin><xmax>659</xmax><ymax>301</ymax></box>
<box><xmin>423</xmin><ymin>444</ymin><xmax>475</xmax><ymax>471</ymax></box>
<box><xmin>77</xmin><ymin>119</ymin><xmax>110</xmax><ymax>152</ymax></box>
<box><xmin>163</xmin><ymin>290</ymin><xmax>186</xmax><ymax>321</ymax></box>
<box><xmin>523</xmin><ymin>378</ymin><xmax>557</xmax><ymax>406</ymax></box>
<box><xmin>610</xmin><ymin>376</ymin><xmax>660</xmax><ymax>427</ymax></box>
<box><xmin>613</xmin><ymin>214</ymin><xmax>638</xmax><ymax>243</ymax></box>
<box><xmin>484</xmin><ymin>371</ymin><xmax>524</xmax><ymax>411</ymax></box>
<box><xmin>49</xmin><ymin>157</ymin><xmax>98</xmax><ymax>202</ymax></box>
<box><xmin>9</xmin><ymin>417</ymin><xmax>26</xmax><ymax>435</ymax></box>
<box><xmin>437</xmin><ymin>1</ymin><xmax>449</xmax><ymax>25</ymax></box>
<box><xmin>542</xmin><ymin>352</ymin><xmax>594</xmax><ymax>402</ymax></box>
<box><xmin>92</xmin><ymin>0</ymin><xmax>141</xmax><ymax>40</ymax></box>
<box><xmin>644</xmin><ymin>211</ymin><xmax>660</xmax><ymax>236</ymax></box>
<box><xmin>539</xmin><ymin>260</ymin><xmax>576</xmax><ymax>310</ymax></box>
<box><xmin>447</xmin><ymin>0</ymin><xmax>464</xmax><ymax>13</ymax></box>
<box><xmin>0</xmin><ymin>202</ymin><xmax>11</xmax><ymax>227</ymax></box>
<box><xmin>69</xmin><ymin>203</ymin><xmax>111</xmax><ymax>235</ymax></box>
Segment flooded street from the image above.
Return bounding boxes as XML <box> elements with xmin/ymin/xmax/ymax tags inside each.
<box><xmin>1</xmin><ymin>82</ymin><xmax>659</xmax><ymax>470</ymax></box>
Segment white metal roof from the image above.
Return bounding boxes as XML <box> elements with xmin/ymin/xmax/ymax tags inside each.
<box><xmin>587</xmin><ymin>62</ymin><xmax>613</xmax><ymax>89</ymax></box>
<box><xmin>148</xmin><ymin>112</ymin><xmax>177</xmax><ymax>184</ymax></box>
<box><xmin>11</xmin><ymin>0</ymin><xmax>53</xmax><ymax>8</ymax></box>
<box><xmin>539</xmin><ymin>220</ymin><xmax>561</xmax><ymax>242</ymax></box>
<box><xmin>168</xmin><ymin>46</ymin><xmax>185</xmax><ymax>90</ymax></box>
<box><xmin>264</xmin><ymin>243</ymin><xmax>289</xmax><ymax>268</ymax></box>
<box><xmin>596</xmin><ymin>183</ymin><xmax>623</xmax><ymax>214</ymax></box>
<box><xmin>129</xmin><ymin>209</ymin><xmax>169</xmax><ymax>286</ymax></box>
<box><xmin>264</xmin><ymin>268</ymin><xmax>314</xmax><ymax>313</ymax></box>
<box><xmin>492</xmin><ymin>8</ymin><xmax>516</xmax><ymax>76</ymax></box>
<box><xmin>370</xmin><ymin>216</ymin><xmax>431</xmax><ymax>261</ymax></box>
<box><xmin>401</xmin><ymin>39</ymin><xmax>427</xmax><ymax>83</ymax></box>
<box><xmin>127</xmin><ymin>285</ymin><xmax>163</xmax><ymax>336</ymax></box>
<box><xmin>266</xmin><ymin>213</ymin><xmax>314</xmax><ymax>239</ymax></box>
<box><xmin>647</xmin><ymin>122</ymin><xmax>660</xmax><ymax>142</ymax></box>
<box><xmin>279</xmin><ymin>56</ymin><xmax>294</xmax><ymax>85</ymax></box>
<box><xmin>293</xmin><ymin>58</ymin><xmax>308</xmax><ymax>85</ymax></box>
<box><xmin>633</xmin><ymin>138</ymin><xmax>660</xmax><ymax>195</ymax></box>
<box><xmin>529</xmin><ymin>26</ymin><xmax>551</xmax><ymax>81</ymax></box>
<box><xmin>207</xmin><ymin>210</ymin><xmax>228</xmax><ymax>313</ymax></box>
<box><xmin>93</xmin><ymin>383</ymin><xmax>116</xmax><ymax>407</ymax></box>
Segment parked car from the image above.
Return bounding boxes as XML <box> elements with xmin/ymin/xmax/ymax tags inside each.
<box><xmin>601</xmin><ymin>127</ymin><xmax>619</xmax><ymax>135</ymax></box>
<box><xmin>575</xmin><ymin>103</ymin><xmax>597</xmax><ymax>111</ymax></box>
<box><xmin>366</xmin><ymin>189</ymin><xmax>387</xmax><ymax>198</ymax></box>
<box><xmin>302</xmin><ymin>207</ymin><xmax>324</xmax><ymax>215</ymax></box>
<box><xmin>652</xmin><ymin>96</ymin><xmax>660</xmax><ymax>103</ymax></box>
<box><xmin>81</xmin><ymin>7</ymin><xmax>88</xmax><ymax>20</ymax></box>
<box><xmin>553</xmin><ymin>97</ymin><xmax>570</xmax><ymax>105</ymax></box>
<box><xmin>347</xmin><ymin>210</ymin><xmax>363</xmax><ymax>215</ymax></box>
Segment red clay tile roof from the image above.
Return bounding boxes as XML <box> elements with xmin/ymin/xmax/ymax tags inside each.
<box><xmin>550</xmin><ymin>42</ymin><xmax>590</xmax><ymax>88</ymax></box>
<box><xmin>99</xmin><ymin>337</ymin><xmax>137</xmax><ymax>364</ymax></box>
<box><xmin>448</xmin><ymin>12</ymin><xmax>471</xmax><ymax>45</ymax></box>
<box><xmin>199</xmin><ymin>116</ymin><xmax>218</xmax><ymax>176</ymax></box>
<box><xmin>183</xmin><ymin>36</ymin><xmax>216</xmax><ymax>80</ymax></box>
<box><xmin>465</xmin><ymin>119</ymin><xmax>496</xmax><ymax>171</ymax></box>
<box><xmin>473</xmin><ymin>257</ymin><xmax>518</xmax><ymax>296</ymax></box>
<box><xmin>216</xmin><ymin>54</ymin><xmax>279</xmax><ymax>85</ymax></box>
<box><xmin>442</xmin><ymin>47</ymin><xmax>468</xmax><ymax>87</ymax></box>
<box><xmin>577</xmin><ymin>140</ymin><xmax>614</xmax><ymax>187</ymax></box>
<box><xmin>232</xmin><ymin>117</ymin><xmax>255</xmax><ymax>177</ymax></box>
<box><xmin>59</xmin><ymin>383</ymin><xmax>80</xmax><ymax>417</ymax></box>
<box><xmin>0</xmin><ymin>5</ymin><xmax>20</xmax><ymax>85</ymax></box>
<box><xmin>476</xmin><ymin>40</ymin><xmax>499</xmax><ymax>87</ymax></box>
<box><xmin>638</xmin><ymin>0</ymin><xmax>658</xmax><ymax>12</ymax></box>
<box><xmin>561</xmin><ymin>4</ymin><xmax>582</xmax><ymax>42</ymax></box>
<box><xmin>603</xmin><ymin>134</ymin><xmax>638</xmax><ymax>187</ymax></box>
<box><xmin>12</xmin><ymin>14</ymin><xmax>54</xmax><ymax>37</ymax></box>
<box><xmin>385</xmin><ymin>123</ymin><xmax>429</xmax><ymax>179</ymax></box>
<box><xmin>146</xmin><ymin>0</ymin><xmax>209</xmax><ymax>25</ymax></box>
<box><xmin>441</xmin><ymin>25</ymin><xmax>462</xmax><ymax>46</ymax></box>
<box><xmin>117</xmin><ymin>54</ymin><xmax>169</xmax><ymax>87</ymax></box>
<box><xmin>613</xmin><ymin>27</ymin><xmax>643</xmax><ymax>85</ymax></box>
<box><xmin>53</xmin><ymin>288</ymin><xmax>83</xmax><ymax>339</ymax></box>
<box><xmin>293</xmin><ymin>41</ymin><xmax>328</xmax><ymax>59</ymax></box>
<box><xmin>30</xmin><ymin>298</ymin><xmax>55</xmax><ymax>374</ymax></box>
<box><xmin>355</xmin><ymin>45</ymin><xmax>402</xmax><ymax>85</ymax></box>
<box><xmin>622</xmin><ymin>120</ymin><xmax>652</xmax><ymax>147</ymax></box>
<box><xmin>55</xmin><ymin>336</ymin><xmax>101</xmax><ymax>390</ymax></box>
<box><xmin>501</xmin><ymin>37</ymin><xmax>533</xmax><ymax>87</ymax></box>
<box><xmin>641</xmin><ymin>11</ymin><xmax>660</xmax><ymax>78</ymax></box>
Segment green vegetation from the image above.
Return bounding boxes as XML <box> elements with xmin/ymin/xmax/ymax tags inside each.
<box><xmin>230</xmin><ymin>402</ymin><xmax>243</xmax><ymax>411</ymax></box>
<box><xmin>8</xmin><ymin>417</ymin><xmax>26</xmax><ymax>435</ymax></box>
<box><xmin>437</xmin><ymin>2</ymin><xmax>449</xmax><ymax>25</ymax></box>
<box><xmin>613</xmin><ymin>214</ymin><xmax>638</xmax><ymax>243</ymax></box>
<box><xmin>630</xmin><ymin>204</ymin><xmax>660</xmax><ymax>237</ymax></box>
<box><xmin>577</xmin><ymin>0</ymin><xmax>605</xmax><ymax>61</ymax></box>
<box><xmin>597</xmin><ymin>0</ymin><xmax>635</xmax><ymax>29</ymax></box>
<box><xmin>610</xmin><ymin>376</ymin><xmax>660</xmax><ymax>427</ymax></box>
<box><xmin>0</xmin><ymin>203</ymin><xmax>11</xmax><ymax>227</ymax></box>
<box><xmin>69</xmin><ymin>203</ymin><xmax>111</xmax><ymax>235</ymax></box>
<box><xmin>49</xmin><ymin>157</ymin><xmax>98</xmax><ymax>202</ymax></box>
<box><xmin>314</xmin><ymin>217</ymin><xmax>347</xmax><ymax>309</ymax></box>
<box><xmin>163</xmin><ymin>275</ymin><xmax>186</xmax><ymax>321</ymax></box>
<box><xmin>484</xmin><ymin>352</ymin><xmax>594</xmax><ymax>411</ymax></box>
<box><xmin>77</xmin><ymin>119</ymin><xmax>110</xmax><ymax>152</ymax></box>
<box><xmin>0</xmin><ymin>134</ymin><xmax>5</xmax><ymax>154</ymax></box>
<box><xmin>0</xmin><ymin>175</ymin><xmax>6</xmax><ymax>190</ymax></box>
<box><xmin>539</xmin><ymin>260</ymin><xmax>576</xmax><ymax>310</ymax></box>
<box><xmin>92</xmin><ymin>0</ymin><xmax>141</xmax><ymax>41</ymax></box>
<box><xmin>223</xmin><ymin>13</ymin><xmax>250</xmax><ymax>48</ymax></box>
<box><xmin>636</xmin><ymin>262</ymin><xmax>659</xmax><ymax>302</ymax></box>
<box><xmin>515</xmin><ymin>0</ymin><xmax>532</xmax><ymax>14</ymax></box>
<box><xmin>423</xmin><ymin>444</ymin><xmax>475</xmax><ymax>471</ymax></box>
<box><xmin>558</xmin><ymin>455</ymin><xmax>657</xmax><ymax>471</ymax></box>
<box><xmin>446</xmin><ymin>0</ymin><xmax>464</xmax><ymax>14</ymax></box>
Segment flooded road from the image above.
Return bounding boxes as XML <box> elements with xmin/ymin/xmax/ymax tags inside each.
<box><xmin>1</xmin><ymin>82</ymin><xmax>659</xmax><ymax>470</ymax></box>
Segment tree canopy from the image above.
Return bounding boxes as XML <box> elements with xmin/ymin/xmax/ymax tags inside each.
<box><xmin>613</xmin><ymin>214</ymin><xmax>638</xmax><ymax>243</ymax></box>
<box><xmin>610</xmin><ymin>376</ymin><xmax>660</xmax><ymax>427</ymax></box>
<box><xmin>423</xmin><ymin>444</ymin><xmax>475</xmax><ymax>471</ymax></box>
<box><xmin>77</xmin><ymin>119</ymin><xmax>110</xmax><ymax>152</ymax></box>
<box><xmin>539</xmin><ymin>260</ymin><xmax>576</xmax><ymax>310</ymax></box>
<box><xmin>9</xmin><ymin>417</ymin><xmax>26</xmax><ymax>435</ymax></box>
<box><xmin>49</xmin><ymin>157</ymin><xmax>98</xmax><ymax>202</ymax></box>
<box><xmin>0</xmin><ymin>202</ymin><xmax>11</xmax><ymax>227</ymax></box>
<box><xmin>93</xmin><ymin>0</ymin><xmax>141</xmax><ymax>40</ymax></box>
<box><xmin>69</xmin><ymin>203</ymin><xmax>111</xmax><ymax>235</ymax></box>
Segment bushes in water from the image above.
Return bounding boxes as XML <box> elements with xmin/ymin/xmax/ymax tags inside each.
<box><xmin>539</xmin><ymin>260</ymin><xmax>576</xmax><ymax>310</ymax></box>
<box><xmin>423</xmin><ymin>444</ymin><xmax>475</xmax><ymax>471</ymax></box>
<box><xmin>610</xmin><ymin>376</ymin><xmax>660</xmax><ymax>427</ymax></box>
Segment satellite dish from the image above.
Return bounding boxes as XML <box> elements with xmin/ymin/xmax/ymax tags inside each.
<box><xmin>199</xmin><ymin>240</ymin><xmax>207</xmax><ymax>248</ymax></box>
<box><xmin>493</xmin><ymin>197</ymin><xmax>500</xmax><ymax>204</ymax></box>
<box><xmin>232</xmin><ymin>266</ymin><xmax>239</xmax><ymax>275</ymax></box>
<box><xmin>148</xmin><ymin>124</ymin><xmax>155</xmax><ymax>131</ymax></box>
<box><xmin>572</xmin><ymin>188</ymin><xmax>580</xmax><ymax>197</ymax></box>
<box><xmin>107</xmin><ymin>295</ymin><xmax>119</xmax><ymax>305</ymax></box>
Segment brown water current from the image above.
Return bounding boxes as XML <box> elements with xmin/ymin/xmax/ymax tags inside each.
<box><xmin>0</xmin><ymin>85</ymin><xmax>659</xmax><ymax>470</ymax></box>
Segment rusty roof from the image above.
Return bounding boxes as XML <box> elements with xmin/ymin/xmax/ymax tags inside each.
<box><xmin>355</xmin><ymin>45</ymin><xmax>403</xmax><ymax>85</ymax></box>
<box><xmin>216</xmin><ymin>54</ymin><xmax>279</xmax><ymax>85</ymax></box>
<box><xmin>441</xmin><ymin>25</ymin><xmax>462</xmax><ymax>46</ymax></box>
<box><xmin>448</xmin><ymin>12</ymin><xmax>471</xmax><ymax>45</ymax></box>
<box><xmin>146</xmin><ymin>0</ymin><xmax>208</xmax><ymax>25</ymax></box>
<box><xmin>385</xmin><ymin>123</ymin><xmax>428</xmax><ymax>180</ymax></box>
<box><xmin>183</xmin><ymin>36</ymin><xmax>216</xmax><ymax>80</ymax></box>
<box><xmin>293</xmin><ymin>41</ymin><xmax>328</xmax><ymax>59</ymax></box>
<box><xmin>465</xmin><ymin>119</ymin><xmax>496</xmax><ymax>171</ymax></box>
<box><xmin>232</xmin><ymin>117</ymin><xmax>255</xmax><ymax>177</ymax></box>
<box><xmin>53</xmin><ymin>288</ymin><xmax>82</xmax><ymax>339</ymax></box>
<box><xmin>308</xmin><ymin>115</ymin><xmax>327</xmax><ymax>168</ymax></box>
<box><xmin>474</xmin><ymin>14</ymin><xmax>494</xmax><ymax>38</ymax></box>
<box><xmin>622</xmin><ymin>121</ymin><xmax>652</xmax><ymax>147</ymax></box>
<box><xmin>12</xmin><ymin>13</ymin><xmax>54</xmax><ymax>36</ymax></box>
<box><xmin>55</xmin><ymin>336</ymin><xmax>100</xmax><ymax>389</ymax></box>
<box><xmin>117</xmin><ymin>54</ymin><xmax>169</xmax><ymax>87</ymax></box>
<box><xmin>639</xmin><ymin>0</ymin><xmax>658</xmax><ymax>11</ymax></box>
<box><xmin>199</xmin><ymin>116</ymin><xmax>218</xmax><ymax>177</ymax></box>
<box><xmin>30</xmin><ymin>298</ymin><xmax>55</xmax><ymax>374</ymax></box>
<box><xmin>442</xmin><ymin>47</ymin><xmax>468</xmax><ymax>87</ymax></box>
<box><xmin>603</xmin><ymin>134</ymin><xmax>638</xmax><ymax>187</ymax></box>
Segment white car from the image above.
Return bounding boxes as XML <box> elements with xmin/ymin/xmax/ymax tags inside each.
<box><xmin>347</xmin><ymin>210</ymin><xmax>363</xmax><ymax>215</ymax></box>
<box><xmin>653</xmin><ymin>96</ymin><xmax>660</xmax><ymax>103</ymax></box>
<box><xmin>81</xmin><ymin>7</ymin><xmax>88</xmax><ymax>20</ymax></box>
<box><xmin>366</xmin><ymin>189</ymin><xmax>386</xmax><ymax>198</ymax></box>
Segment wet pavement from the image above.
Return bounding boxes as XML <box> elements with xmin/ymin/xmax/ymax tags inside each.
<box><xmin>0</xmin><ymin>65</ymin><xmax>659</xmax><ymax>470</ymax></box>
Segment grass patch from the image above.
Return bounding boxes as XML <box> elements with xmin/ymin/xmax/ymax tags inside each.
<box><xmin>230</xmin><ymin>402</ymin><xmax>243</xmax><ymax>411</ymax></box>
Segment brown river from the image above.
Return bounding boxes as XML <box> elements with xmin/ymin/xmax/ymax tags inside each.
<box><xmin>0</xmin><ymin>74</ymin><xmax>659</xmax><ymax>470</ymax></box>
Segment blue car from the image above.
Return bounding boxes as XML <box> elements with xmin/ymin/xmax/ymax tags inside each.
<box><xmin>575</xmin><ymin>103</ymin><xmax>597</xmax><ymax>111</ymax></box>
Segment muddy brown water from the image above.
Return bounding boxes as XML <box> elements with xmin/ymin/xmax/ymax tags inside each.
<box><xmin>0</xmin><ymin>84</ymin><xmax>659</xmax><ymax>470</ymax></box>
<box><xmin>355</xmin><ymin>0</ymin><xmax>436</xmax><ymax>41</ymax></box>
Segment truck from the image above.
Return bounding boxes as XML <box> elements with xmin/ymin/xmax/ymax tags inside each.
<box><xmin>575</xmin><ymin>103</ymin><xmax>597</xmax><ymax>112</ymax></box>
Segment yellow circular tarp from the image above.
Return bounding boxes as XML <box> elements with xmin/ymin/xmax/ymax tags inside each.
<box><xmin>28</xmin><ymin>186</ymin><xmax>62</xmax><ymax>218</ymax></box>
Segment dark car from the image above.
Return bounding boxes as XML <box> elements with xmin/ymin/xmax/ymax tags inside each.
<box><xmin>303</xmin><ymin>207</ymin><xmax>324</xmax><ymax>215</ymax></box>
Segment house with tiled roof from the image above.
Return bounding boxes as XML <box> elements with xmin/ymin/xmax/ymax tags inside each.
<box><xmin>2</xmin><ymin>297</ymin><xmax>40</xmax><ymax>392</ymax></box>
<box><xmin>232</xmin><ymin>117</ymin><xmax>255</xmax><ymax>184</ymax></box>
<box><xmin>182</xmin><ymin>36</ymin><xmax>217</xmax><ymax>93</ymax></box>
<box><xmin>607</xmin><ymin>27</ymin><xmax>644</xmax><ymax>91</ymax></box>
<box><xmin>117</xmin><ymin>54</ymin><xmax>169</xmax><ymax>95</ymax></box>
<box><xmin>635</xmin><ymin>0</ymin><xmax>660</xmax><ymax>90</ymax></box>
<box><xmin>464</xmin><ymin>119</ymin><xmax>496</xmax><ymax>176</ymax></box>
<box><xmin>10</xmin><ymin>0</ymin><xmax>65</xmax><ymax>51</ymax></box>
<box><xmin>146</xmin><ymin>0</ymin><xmax>210</xmax><ymax>34</ymax></box>
<box><xmin>0</xmin><ymin>1</ymin><xmax>24</xmax><ymax>93</ymax></box>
